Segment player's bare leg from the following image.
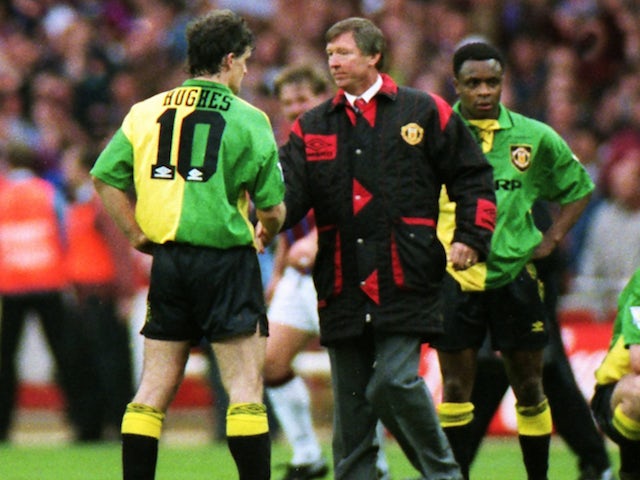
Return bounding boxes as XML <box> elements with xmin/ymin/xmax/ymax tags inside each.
<box><xmin>503</xmin><ymin>349</ymin><xmax>551</xmax><ymax>480</ymax></box>
<box><xmin>121</xmin><ymin>338</ymin><xmax>190</xmax><ymax>480</ymax></box>
<box><xmin>437</xmin><ymin>348</ymin><xmax>478</xmax><ymax>479</ymax></box>
<box><xmin>214</xmin><ymin>329</ymin><xmax>270</xmax><ymax>480</ymax></box>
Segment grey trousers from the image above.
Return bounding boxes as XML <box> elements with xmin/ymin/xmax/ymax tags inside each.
<box><xmin>329</xmin><ymin>330</ymin><xmax>462</xmax><ymax>480</ymax></box>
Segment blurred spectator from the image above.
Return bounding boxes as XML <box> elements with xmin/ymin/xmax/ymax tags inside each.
<box><xmin>0</xmin><ymin>141</ymin><xmax>95</xmax><ymax>442</ymax></box>
<box><xmin>566</xmin><ymin>129</ymin><xmax>640</xmax><ymax>319</ymax></box>
<box><xmin>0</xmin><ymin>1</ymin><xmax>637</xmax><ymax>158</ymax></box>
<box><xmin>61</xmin><ymin>144</ymin><xmax>136</xmax><ymax>441</ymax></box>
<box><xmin>506</xmin><ymin>32</ymin><xmax>549</xmax><ymax>119</ymax></box>
<box><xmin>562</xmin><ymin>124</ymin><xmax>606</xmax><ymax>278</ymax></box>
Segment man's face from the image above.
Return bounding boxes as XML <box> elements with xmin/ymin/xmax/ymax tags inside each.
<box><xmin>278</xmin><ymin>82</ymin><xmax>325</xmax><ymax>122</ymax></box>
<box><xmin>326</xmin><ymin>31</ymin><xmax>379</xmax><ymax>95</ymax></box>
<box><xmin>454</xmin><ymin>59</ymin><xmax>503</xmax><ymax>120</ymax></box>
<box><xmin>228</xmin><ymin>47</ymin><xmax>251</xmax><ymax>94</ymax></box>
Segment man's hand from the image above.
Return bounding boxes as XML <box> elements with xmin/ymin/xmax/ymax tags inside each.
<box><xmin>254</xmin><ymin>221</ymin><xmax>273</xmax><ymax>253</ymax></box>
<box><xmin>286</xmin><ymin>228</ymin><xmax>317</xmax><ymax>271</ymax></box>
<box><xmin>131</xmin><ymin>232</ymin><xmax>154</xmax><ymax>255</ymax></box>
<box><xmin>255</xmin><ymin>202</ymin><xmax>286</xmax><ymax>252</ymax></box>
<box><xmin>449</xmin><ymin>242</ymin><xmax>479</xmax><ymax>271</ymax></box>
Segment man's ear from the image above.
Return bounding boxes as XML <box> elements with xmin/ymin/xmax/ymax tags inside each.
<box><xmin>220</xmin><ymin>53</ymin><xmax>233</xmax><ymax>70</ymax></box>
<box><xmin>222</xmin><ymin>52</ymin><xmax>235</xmax><ymax>70</ymax></box>
<box><xmin>368</xmin><ymin>52</ymin><xmax>381</xmax><ymax>68</ymax></box>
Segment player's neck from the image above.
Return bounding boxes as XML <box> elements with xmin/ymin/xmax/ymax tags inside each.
<box><xmin>195</xmin><ymin>72</ymin><xmax>229</xmax><ymax>87</ymax></box>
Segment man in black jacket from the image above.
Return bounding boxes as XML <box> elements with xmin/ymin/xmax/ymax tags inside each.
<box><xmin>267</xmin><ymin>17</ymin><xmax>496</xmax><ymax>480</ymax></box>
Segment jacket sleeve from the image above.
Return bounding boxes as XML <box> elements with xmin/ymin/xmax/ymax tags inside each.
<box><xmin>432</xmin><ymin>100</ymin><xmax>496</xmax><ymax>259</ymax></box>
<box><xmin>279</xmin><ymin>119</ymin><xmax>313</xmax><ymax>231</ymax></box>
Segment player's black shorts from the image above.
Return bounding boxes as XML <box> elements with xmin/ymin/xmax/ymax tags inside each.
<box><xmin>142</xmin><ymin>242</ymin><xmax>268</xmax><ymax>343</ymax></box>
<box><xmin>591</xmin><ymin>383</ymin><xmax>625</xmax><ymax>444</ymax></box>
<box><xmin>430</xmin><ymin>265</ymin><xmax>548</xmax><ymax>352</ymax></box>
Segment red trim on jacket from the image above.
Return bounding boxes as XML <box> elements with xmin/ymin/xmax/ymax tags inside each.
<box><xmin>360</xmin><ymin>269</ymin><xmax>380</xmax><ymax>304</ymax></box>
<box><xmin>400</xmin><ymin>216</ymin><xmax>436</xmax><ymax>227</ymax></box>
<box><xmin>476</xmin><ymin>198</ymin><xmax>496</xmax><ymax>231</ymax></box>
<box><xmin>333</xmin><ymin>230</ymin><xmax>343</xmax><ymax>296</ymax></box>
<box><xmin>332</xmin><ymin>74</ymin><xmax>397</xmax><ymax>126</ymax></box>
<box><xmin>430</xmin><ymin>93</ymin><xmax>453</xmax><ymax>132</ymax></box>
<box><xmin>390</xmin><ymin>233</ymin><xmax>405</xmax><ymax>287</ymax></box>
<box><xmin>353</xmin><ymin>179</ymin><xmax>373</xmax><ymax>215</ymax></box>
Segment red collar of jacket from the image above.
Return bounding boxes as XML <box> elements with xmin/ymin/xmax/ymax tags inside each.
<box><xmin>330</xmin><ymin>73</ymin><xmax>398</xmax><ymax>111</ymax></box>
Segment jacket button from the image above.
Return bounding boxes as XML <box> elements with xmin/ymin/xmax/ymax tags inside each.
<box><xmin>357</xmin><ymin>238</ymin><xmax>364</xmax><ymax>244</ymax></box>
<box><xmin>365</xmin><ymin>313</ymin><xmax>372</xmax><ymax>322</ymax></box>
<box><xmin>360</xmin><ymin>281</ymin><xmax>366</xmax><ymax>286</ymax></box>
<box><xmin>355</xmin><ymin>148</ymin><xmax>362</xmax><ymax>155</ymax></box>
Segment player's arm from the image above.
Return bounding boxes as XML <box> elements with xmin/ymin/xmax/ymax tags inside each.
<box><xmin>255</xmin><ymin>202</ymin><xmax>286</xmax><ymax>252</ymax></box>
<box><xmin>533</xmin><ymin>192</ymin><xmax>591</xmax><ymax>259</ymax></box>
<box><xmin>93</xmin><ymin>177</ymin><xmax>153</xmax><ymax>254</ymax></box>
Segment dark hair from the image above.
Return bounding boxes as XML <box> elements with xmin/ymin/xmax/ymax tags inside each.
<box><xmin>273</xmin><ymin>64</ymin><xmax>331</xmax><ymax>98</ymax></box>
<box><xmin>325</xmin><ymin>17</ymin><xmax>386</xmax><ymax>71</ymax></box>
<box><xmin>453</xmin><ymin>42</ymin><xmax>505</xmax><ymax>76</ymax></box>
<box><xmin>186</xmin><ymin>9</ymin><xmax>255</xmax><ymax>76</ymax></box>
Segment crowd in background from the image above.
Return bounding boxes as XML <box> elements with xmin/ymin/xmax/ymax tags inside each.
<box><xmin>0</xmin><ymin>0</ymin><xmax>639</xmax><ymax>436</ymax></box>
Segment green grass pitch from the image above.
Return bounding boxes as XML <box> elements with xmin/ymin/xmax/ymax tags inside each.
<box><xmin>0</xmin><ymin>436</ymin><xmax>618</xmax><ymax>479</ymax></box>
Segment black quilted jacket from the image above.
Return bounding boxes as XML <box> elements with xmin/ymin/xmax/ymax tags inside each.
<box><xmin>279</xmin><ymin>74</ymin><xmax>496</xmax><ymax>345</ymax></box>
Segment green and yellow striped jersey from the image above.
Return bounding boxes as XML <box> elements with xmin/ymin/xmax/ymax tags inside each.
<box><xmin>92</xmin><ymin>79</ymin><xmax>284</xmax><ymax>249</ymax></box>
<box><xmin>595</xmin><ymin>268</ymin><xmax>640</xmax><ymax>385</ymax></box>
<box><xmin>437</xmin><ymin>103</ymin><xmax>594</xmax><ymax>290</ymax></box>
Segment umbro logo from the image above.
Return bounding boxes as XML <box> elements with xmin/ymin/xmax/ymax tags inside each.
<box><xmin>186</xmin><ymin>168</ymin><xmax>203</xmax><ymax>181</ymax></box>
<box><xmin>531</xmin><ymin>320</ymin><xmax>544</xmax><ymax>333</ymax></box>
<box><xmin>152</xmin><ymin>165</ymin><xmax>175</xmax><ymax>180</ymax></box>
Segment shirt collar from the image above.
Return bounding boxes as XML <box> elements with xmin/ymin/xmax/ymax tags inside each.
<box><xmin>453</xmin><ymin>101</ymin><xmax>510</xmax><ymax>128</ymax></box>
<box><xmin>345</xmin><ymin>74</ymin><xmax>383</xmax><ymax>107</ymax></box>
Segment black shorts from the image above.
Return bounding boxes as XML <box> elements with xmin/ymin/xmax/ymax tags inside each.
<box><xmin>142</xmin><ymin>243</ymin><xmax>268</xmax><ymax>343</ymax></box>
<box><xmin>591</xmin><ymin>383</ymin><xmax>624</xmax><ymax>444</ymax></box>
<box><xmin>430</xmin><ymin>265</ymin><xmax>548</xmax><ymax>352</ymax></box>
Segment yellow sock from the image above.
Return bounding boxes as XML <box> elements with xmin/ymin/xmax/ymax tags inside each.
<box><xmin>613</xmin><ymin>405</ymin><xmax>640</xmax><ymax>441</ymax></box>
<box><xmin>121</xmin><ymin>403</ymin><xmax>165</xmax><ymax>439</ymax></box>
<box><xmin>226</xmin><ymin>403</ymin><xmax>269</xmax><ymax>437</ymax></box>
<box><xmin>437</xmin><ymin>402</ymin><xmax>474</xmax><ymax>427</ymax></box>
<box><xmin>516</xmin><ymin>399</ymin><xmax>552</xmax><ymax>436</ymax></box>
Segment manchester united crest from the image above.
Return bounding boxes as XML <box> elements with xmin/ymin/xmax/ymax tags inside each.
<box><xmin>401</xmin><ymin>122</ymin><xmax>424</xmax><ymax>146</ymax></box>
<box><xmin>510</xmin><ymin>144</ymin><xmax>532</xmax><ymax>172</ymax></box>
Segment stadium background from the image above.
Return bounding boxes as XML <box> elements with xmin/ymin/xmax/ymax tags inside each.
<box><xmin>2</xmin><ymin>0</ymin><xmax>637</xmax><ymax>445</ymax></box>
